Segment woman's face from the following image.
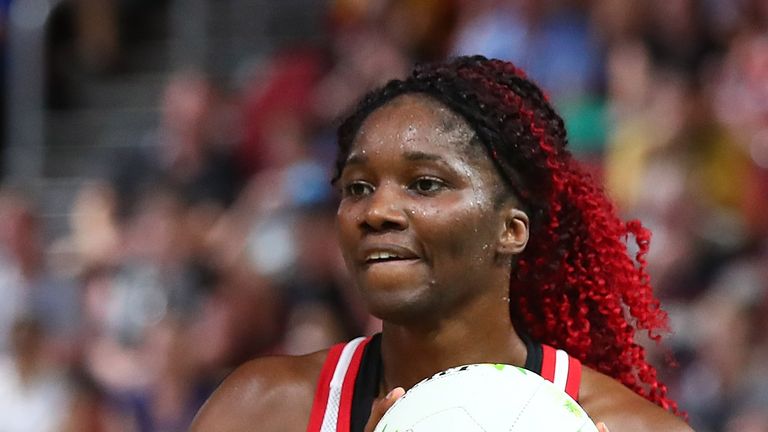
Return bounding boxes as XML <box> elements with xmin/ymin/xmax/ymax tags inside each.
<box><xmin>336</xmin><ymin>94</ymin><xmax>525</xmax><ymax>323</ymax></box>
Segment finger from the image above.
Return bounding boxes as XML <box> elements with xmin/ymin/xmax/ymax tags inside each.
<box><xmin>364</xmin><ymin>387</ymin><xmax>405</xmax><ymax>432</ymax></box>
<box><xmin>596</xmin><ymin>422</ymin><xmax>610</xmax><ymax>432</ymax></box>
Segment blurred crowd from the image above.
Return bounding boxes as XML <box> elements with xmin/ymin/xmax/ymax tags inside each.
<box><xmin>1</xmin><ymin>0</ymin><xmax>767</xmax><ymax>431</ymax></box>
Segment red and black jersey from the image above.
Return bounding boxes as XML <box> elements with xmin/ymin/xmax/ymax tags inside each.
<box><xmin>306</xmin><ymin>333</ymin><xmax>582</xmax><ymax>432</ymax></box>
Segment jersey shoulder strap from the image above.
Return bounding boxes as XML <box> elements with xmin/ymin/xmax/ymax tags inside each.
<box><xmin>539</xmin><ymin>343</ymin><xmax>583</xmax><ymax>401</ymax></box>
<box><xmin>307</xmin><ymin>336</ymin><xmax>370</xmax><ymax>432</ymax></box>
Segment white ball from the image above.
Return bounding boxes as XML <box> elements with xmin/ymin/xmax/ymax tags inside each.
<box><xmin>373</xmin><ymin>363</ymin><xmax>598</xmax><ymax>432</ymax></box>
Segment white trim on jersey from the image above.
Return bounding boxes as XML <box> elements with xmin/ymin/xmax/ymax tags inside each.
<box><xmin>319</xmin><ymin>337</ymin><xmax>366</xmax><ymax>432</ymax></box>
<box><xmin>553</xmin><ymin>349</ymin><xmax>570</xmax><ymax>391</ymax></box>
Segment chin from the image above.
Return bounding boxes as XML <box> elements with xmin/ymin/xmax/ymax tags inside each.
<box><xmin>361</xmin><ymin>284</ymin><xmax>440</xmax><ymax>326</ymax></box>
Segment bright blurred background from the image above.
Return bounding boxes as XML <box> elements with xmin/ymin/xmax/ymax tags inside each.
<box><xmin>0</xmin><ymin>0</ymin><xmax>766</xmax><ymax>430</ymax></box>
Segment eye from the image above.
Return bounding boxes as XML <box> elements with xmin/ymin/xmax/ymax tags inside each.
<box><xmin>410</xmin><ymin>177</ymin><xmax>447</xmax><ymax>194</ymax></box>
<box><xmin>343</xmin><ymin>181</ymin><xmax>374</xmax><ymax>198</ymax></box>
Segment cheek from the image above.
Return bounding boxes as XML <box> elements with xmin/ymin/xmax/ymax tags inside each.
<box><xmin>336</xmin><ymin>205</ymin><xmax>359</xmax><ymax>255</ymax></box>
<box><xmin>419</xmin><ymin>197</ymin><xmax>497</xmax><ymax>262</ymax></box>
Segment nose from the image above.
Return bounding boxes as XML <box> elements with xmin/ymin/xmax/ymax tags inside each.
<box><xmin>361</xmin><ymin>183</ymin><xmax>408</xmax><ymax>232</ymax></box>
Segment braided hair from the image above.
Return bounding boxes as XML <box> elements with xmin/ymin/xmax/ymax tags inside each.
<box><xmin>335</xmin><ymin>56</ymin><xmax>678</xmax><ymax>412</ymax></box>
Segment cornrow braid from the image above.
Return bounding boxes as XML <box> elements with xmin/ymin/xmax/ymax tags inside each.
<box><xmin>335</xmin><ymin>55</ymin><xmax>679</xmax><ymax>413</ymax></box>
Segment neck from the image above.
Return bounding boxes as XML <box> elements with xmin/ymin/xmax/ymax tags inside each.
<box><xmin>379</xmin><ymin>291</ymin><xmax>527</xmax><ymax>393</ymax></box>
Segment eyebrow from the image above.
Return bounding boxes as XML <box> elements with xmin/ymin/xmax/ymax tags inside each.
<box><xmin>345</xmin><ymin>150</ymin><xmax>444</xmax><ymax>166</ymax></box>
<box><xmin>403</xmin><ymin>151</ymin><xmax>443</xmax><ymax>163</ymax></box>
<box><xmin>345</xmin><ymin>153</ymin><xmax>367</xmax><ymax>166</ymax></box>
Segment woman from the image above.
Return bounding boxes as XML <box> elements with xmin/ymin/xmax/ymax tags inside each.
<box><xmin>191</xmin><ymin>56</ymin><xmax>692</xmax><ymax>432</ymax></box>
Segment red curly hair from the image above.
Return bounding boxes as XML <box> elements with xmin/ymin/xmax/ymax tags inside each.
<box><xmin>335</xmin><ymin>56</ymin><xmax>678</xmax><ymax>412</ymax></box>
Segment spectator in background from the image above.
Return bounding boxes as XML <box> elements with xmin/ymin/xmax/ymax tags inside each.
<box><xmin>71</xmin><ymin>187</ymin><xmax>235</xmax><ymax>431</ymax></box>
<box><xmin>0</xmin><ymin>189</ymin><xmax>81</xmax><ymax>359</ymax></box>
<box><xmin>452</xmin><ymin>0</ymin><xmax>604</xmax><ymax>103</ymax></box>
<box><xmin>238</xmin><ymin>49</ymin><xmax>328</xmax><ymax>176</ymax></box>
<box><xmin>452</xmin><ymin>0</ymin><xmax>607</xmax><ymax>159</ymax></box>
<box><xmin>641</xmin><ymin>0</ymin><xmax>722</xmax><ymax>79</ymax></box>
<box><xmin>0</xmin><ymin>317</ymin><xmax>72</xmax><ymax>432</ymax></box>
<box><xmin>329</xmin><ymin>0</ymin><xmax>458</xmax><ymax>62</ymax></box>
<box><xmin>110</xmin><ymin>318</ymin><xmax>218</xmax><ymax>432</ymax></box>
<box><xmin>110</xmin><ymin>70</ymin><xmax>243</xmax><ymax>223</ymax></box>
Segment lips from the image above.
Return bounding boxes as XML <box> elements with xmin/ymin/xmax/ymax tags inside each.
<box><xmin>359</xmin><ymin>244</ymin><xmax>420</xmax><ymax>265</ymax></box>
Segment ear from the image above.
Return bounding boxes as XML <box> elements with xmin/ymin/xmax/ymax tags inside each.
<box><xmin>497</xmin><ymin>208</ymin><xmax>529</xmax><ymax>255</ymax></box>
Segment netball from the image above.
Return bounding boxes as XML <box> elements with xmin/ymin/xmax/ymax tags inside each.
<box><xmin>373</xmin><ymin>364</ymin><xmax>599</xmax><ymax>432</ymax></box>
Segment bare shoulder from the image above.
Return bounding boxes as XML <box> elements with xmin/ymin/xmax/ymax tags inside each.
<box><xmin>579</xmin><ymin>366</ymin><xmax>694</xmax><ymax>432</ymax></box>
<box><xmin>190</xmin><ymin>349</ymin><xmax>328</xmax><ymax>432</ymax></box>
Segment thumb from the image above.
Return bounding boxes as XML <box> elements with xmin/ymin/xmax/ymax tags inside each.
<box><xmin>597</xmin><ymin>422</ymin><xmax>610</xmax><ymax>432</ymax></box>
<box><xmin>364</xmin><ymin>387</ymin><xmax>405</xmax><ymax>432</ymax></box>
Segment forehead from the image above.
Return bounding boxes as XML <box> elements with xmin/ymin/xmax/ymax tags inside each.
<box><xmin>351</xmin><ymin>94</ymin><xmax>484</xmax><ymax>160</ymax></box>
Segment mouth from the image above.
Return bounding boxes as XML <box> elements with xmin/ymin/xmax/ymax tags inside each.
<box><xmin>360</xmin><ymin>245</ymin><xmax>420</xmax><ymax>266</ymax></box>
<box><xmin>365</xmin><ymin>251</ymin><xmax>416</xmax><ymax>264</ymax></box>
